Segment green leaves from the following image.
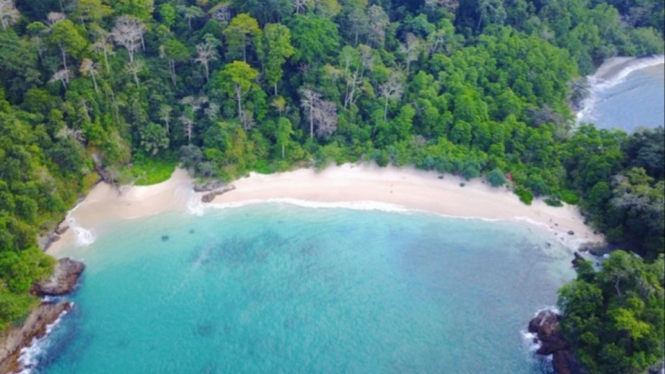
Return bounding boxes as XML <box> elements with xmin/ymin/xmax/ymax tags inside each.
<box><xmin>224</xmin><ymin>13</ymin><xmax>261</xmax><ymax>62</ymax></box>
<box><xmin>558</xmin><ymin>251</ymin><xmax>665</xmax><ymax>374</ymax></box>
<box><xmin>0</xmin><ymin>247</ymin><xmax>55</xmax><ymax>294</ymax></box>
<box><xmin>258</xmin><ymin>23</ymin><xmax>295</xmax><ymax>93</ymax></box>
<box><xmin>289</xmin><ymin>15</ymin><xmax>340</xmax><ymax>65</ymax></box>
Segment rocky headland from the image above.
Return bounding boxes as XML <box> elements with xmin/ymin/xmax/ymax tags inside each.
<box><xmin>32</xmin><ymin>258</ymin><xmax>86</xmax><ymax>297</ymax></box>
<box><xmin>0</xmin><ymin>258</ymin><xmax>85</xmax><ymax>374</ymax></box>
<box><xmin>528</xmin><ymin>309</ymin><xmax>580</xmax><ymax>374</ymax></box>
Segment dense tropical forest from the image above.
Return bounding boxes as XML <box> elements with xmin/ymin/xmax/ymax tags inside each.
<box><xmin>0</xmin><ymin>0</ymin><xmax>663</xmax><ymax>371</ymax></box>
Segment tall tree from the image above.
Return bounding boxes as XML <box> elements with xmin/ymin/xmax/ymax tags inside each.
<box><xmin>276</xmin><ymin>117</ymin><xmax>293</xmax><ymax>158</ymax></box>
<box><xmin>158</xmin><ymin>104</ymin><xmax>173</xmax><ymax>134</ymax></box>
<box><xmin>111</xmin><ymin>16</ymin><xmax>145</xmax><ymax>62</ymax></box>
<box><xmin>49</xmin><ymin>19</ymin><xmax>87</xmax><ymax>71</ymax></box>
<box><xmin>79</xmin><ymin>58</ymin><xmax>100</xmax><ymax>93</ymax></box>
<box><xmin>213</xmin><ymin>61</ymin><xmax>260</xmax><ymax>122</ymax></box>
<box><xmin>49</xmin><ymin>69</ymin><xmax>70</xmax><ymax>90</ymax></box>
<box><xmin>224</xmin><ymin>14</ymin><xmax>261</xmax><ymax>62</ymax></box>
<box><xmin>257</xmin><ymin>23</ymin><xmax>295</xmax><ymax>95</ymax></box>
<box><xmin>194</xmin><ymin>39</ymin><xmax>218</xmax><ymax>83</ymax></box>
<box><xmin>74</xmin><ymin>0</ymin><xmax>113</xmax><ymax>26</ymax></box>
<box><xmin>379</xmin><ymin>73</ymin><xmax>404</xmax><ymax>121</ymax></box>
<box><xmin>162</xmin><ymin>39</ymin><xmax>189</xmax><ymax>87</ymax></box>
<box><xmin>125</xmin><ymin>59</ymin><xmax>144</xmax><ymax>87</ymax></box>
<box><xmin>92</xmin><ymin>33</ymin><xmax>114</xmax><ymax>74</ymax></box>
<box><xmin>366</xmin><ymin>5</ymin><xmax>389</xmax><ymax>47</ymax></box>
<box><xmin>299</xmin><ymin>88</ymin><xmax>338</xmax><ymax>138</ymax></box>
<box><xmin>400</xmin><ymin>33</ymin><xmax>421</xmax><ymax>76</ymax></box>
<box><xmin>289</xmin><ymin>15</ymin><xmax>340</xmax><ymax>65</ymax></box>
<box><xmin>299</xmin><ymin>88</ymin><xmax>321</xmax><ymax>139</ymax></box>
<box><xmin>112</xmin><ymin>0</ymin><xmax>154</xmax><ymax>21</ymax></box>
<box><xmin>177</xmin><ymin>5</ymin><xmax>204</xmax><ymax>31</ymax></box>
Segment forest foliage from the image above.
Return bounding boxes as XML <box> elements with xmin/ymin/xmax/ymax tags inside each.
<box><xmin>559</xmin><ymin>252</ymin><xmax>664</xmax><ymax>374</ymax></box>
<box><xmin>0</xmin><ymin>0</ymin><xmax>663</xmax><ymax>369</ymax></box>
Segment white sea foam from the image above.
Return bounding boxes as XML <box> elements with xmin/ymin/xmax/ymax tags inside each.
<box><xmin>192</xmin><ymin>197</ymin><xmax>590</xmax><ymax>251</ymax></box>
<box><xmin>512</xmin><ymin>216</ymin><xmax>589</xmax><ymax>251</ymax></box>
<box><xmin>186</xmin><ymin>190</ymin><xmax>205</xmax><ymax>216</ymax></box>
<box><xmin>577</xmin><ymin>55</ymin><xmax>665</xmax><ymax>123</ymax></box>
<box><xmin>65</xmin><ymin>204</ymin><xmax>95</xmax><ymax>247</ymax></box>
<box><xmin>203</xmin><ymin>198</ymin><xmax>412</xmax><ymax>214</ymax></box>
<box><xmin>521</xmin><ymin>306</ymin><xmax>561</xmax><ymax>366</ymax></box>
<box><xmin>521</xmin><ymin>330</ymin><xmax>542</xmax><ymax>353</ymax></box>
<box><xmin>17</xmin><ymin>307</ymin><xmax>70</xmax><ymax>374</ymax></box>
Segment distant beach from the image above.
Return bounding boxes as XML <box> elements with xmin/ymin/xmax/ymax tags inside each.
<box><xmin>49</xmin><ymin>164</ymin><xmax>604</xmax><ymax>255</ymax></box>
<box><xmin>577</xmin><ymin>55</ymin><xmax>664</xmax><ymax>131</ymax></box>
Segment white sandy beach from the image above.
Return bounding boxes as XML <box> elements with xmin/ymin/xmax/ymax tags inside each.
<box><xmin>48</xmin><ymin>164</ymin><xmax>604</xmax><ymax>255</ymax></box>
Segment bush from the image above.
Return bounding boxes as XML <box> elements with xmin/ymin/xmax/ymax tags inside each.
<box><xmin>560</xmin><ymin>190</ymin><xmax>579</xmax><ymax>205</ymax></box>
<box><xmin>515</xmin><ymin>187</ymin><xmax>533</xmax><ymax>205</ymax></box>
<box><xmin>545</xmin><ymin>197</ymin><xmax>563</xmax><ymax>207</ymax></box>
<box><xmin>487</xmin><ymin>168</ymin><xmax>507</xmax><ymax>187</ymax></box>
<box><xmin>124</xmin><ymin>152</ymin><xmax>177</xmax><ymax>186</ymax></box>
<box><xmin>375</xmin><ymin>149</ymin><xmax>390</xmax><ymax>167</ymax></box>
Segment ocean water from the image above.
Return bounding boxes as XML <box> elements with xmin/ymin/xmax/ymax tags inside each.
<box><xmin>31</xmin><ymin>204</ymin><xmax>575</xmax><ymax>374</ymax></box>
<box><xmin>577</xmin><ymin>56</ymin><xmax>664</xmax><ymax>132</ymax></box>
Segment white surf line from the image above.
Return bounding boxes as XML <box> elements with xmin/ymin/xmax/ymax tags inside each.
<box><xmin>577</xmin><ymin>55</ymin><xmax>664</xmax><ymax>123</ymax></box>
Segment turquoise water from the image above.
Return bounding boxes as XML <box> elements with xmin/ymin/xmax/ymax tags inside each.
<box><xmin>34</xmin><ymin>205</ymin><xmax>574</xmax><ymax>374</ymax></box>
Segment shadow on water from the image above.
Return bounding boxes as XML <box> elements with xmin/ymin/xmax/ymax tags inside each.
<box><xmin>201</xmin><ymin>362</ymin><xmax>218</xmax><ymax>374</ymax></box>
<box><xmin>194</xmin><ymin>321</ymin><xmax>217</xmax><ymax>338</ymax></box>
<box><xmin>189</xmin><ymin>231</ymin><xmax>288</xmax><ymax>270</ymax></box>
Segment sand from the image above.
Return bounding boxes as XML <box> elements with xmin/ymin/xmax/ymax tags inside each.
<box><xmin>48</xmin><ymin>164</ymin><xmax>604</xmax><ymax>255</ymax></box>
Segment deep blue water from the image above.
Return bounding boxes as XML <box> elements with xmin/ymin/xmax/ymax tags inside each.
<box><xmin>32</xmin><ymin>204</ymin><xmax>573</xmax><ymax>374</ymax></box>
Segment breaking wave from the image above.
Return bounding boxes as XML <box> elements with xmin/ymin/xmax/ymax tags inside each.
<box><xmin>16</xmin><ymin>308</ymin><xmax>70</xmax><ymax>374</ymax></box>
<box><xmin>65</xmin><ymin>205</ymin><xmax>95</xmax><ymax>247</ymax></box>
<box><xmin>576</xmin><ymin>55</ymin><xmax>664</xmax><ymax>124</ymax></box>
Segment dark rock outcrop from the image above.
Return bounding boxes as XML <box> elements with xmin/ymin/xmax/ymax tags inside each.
<box><xmin>32</xmin><ymin>258</ymin><xmax>85</xmax><ymax>297</ymax></box>
<box><xmin>54</xmin><ymin>224</ymin><xmax>69</xmax><ymax>235</ymax></box>
<box><xmin>528</xmin><ymin>309</ymin><xmax>580</xmax><ymax>374</ymax></box>
<box><xmin>194</xmin><ymin>181</ymin><xmax>227</xmax><ymax>193</ymax></box>
<box><xmin>0</xmin><ymin>302</ymin><xmax>72</xmax><ymax>374</ymax></box>
<box><xmin>571</xmin><ymin>252</ymin><xmax>585</xmax><ymax>268</ymax></box>
<box><xmin>201</xmin><ymin>185</ymin><xmax>236</xmax><ymax>203</ymax></box>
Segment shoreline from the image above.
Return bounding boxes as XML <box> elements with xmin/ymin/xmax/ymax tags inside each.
<box><xmin>576</xmin><ymin>54</ymin><xmax>664</xmax><ymax>125</ymax></box>
<box><xmin>48</xmin><ymin>163</ymin><xmax>604</xmax><ymax>256</ymax></box>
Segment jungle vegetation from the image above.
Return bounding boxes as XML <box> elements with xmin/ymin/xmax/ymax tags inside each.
<box><xmin>0</xmin><ymin>0</ymin><xmax>663</xmax><ymax>370</ymax></box>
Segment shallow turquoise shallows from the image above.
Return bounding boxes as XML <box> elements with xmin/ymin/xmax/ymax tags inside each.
<box><xmin>35</xmin><ymin>204</ymin><xmax>574</xmax><ymax>374</ymax></box>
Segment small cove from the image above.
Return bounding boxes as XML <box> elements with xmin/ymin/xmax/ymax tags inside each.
<box><xmin>31</xmin><ymin>204</ymin><xmax>574</xmax><ymax>373</ymax></box>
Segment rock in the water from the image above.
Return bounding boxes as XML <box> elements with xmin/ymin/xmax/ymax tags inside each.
<box><xmin>572</xmin><ymin>252</ymin><xmax>585</xmax><ymax>268</ymax></box>
<box><xmin>528</xmin><ymin>309</ymin><xmax>580</xmax><ymax>374</ymax></box>
<box><xmin>33</xmin><ymin>258</ymin><xmax>85</xmax><ymax>296</ymax></box>
<box><xmin>567</xmin><ymin>230</ymin><xmax>574</xmax><ymax>235</ymax></box>
<box><xmin>0</xmin><ymin>302</ymin><xmax>72</xmax><ymax>373</ymax></box>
